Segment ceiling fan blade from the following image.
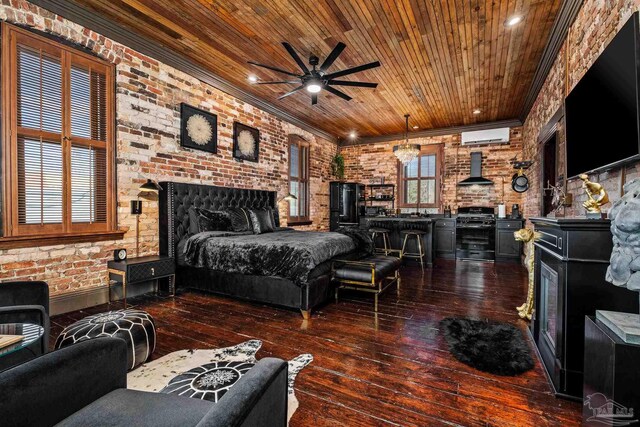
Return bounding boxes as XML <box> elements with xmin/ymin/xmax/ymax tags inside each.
<box><xmin>248</xmin><ymin>61</ymin><xmax>299</xmax><ymax>77</ymax></box>
<box><xmin>278</xmin><ymin>85</ymin><xmax>305</xmax><ymax>99</ymax></box>
<box><xmin>324</xmin><ymin>61</ymin><xmax>381</xmax><ymax>80</ymax></box>
<box><xmin>282</xmin><ymin>42</ymin><xmax>310</xmax><ymax>74</ymax></box>
<box><xmin>324</xmin><ymin>85</ymin><xmax>352</xmax><ymax>101</ymax></box>
<box><xmin>311</xmin><ymin>93</ymin><xmax>318</xmax><ymax>105</ymax></box>
<box><xmin>328</xmin><ymin>80</ymin><xmax>378</xmax><ymax>88</ymax></box>
<box><xmin>255</xmin><ymin>81</ymin><xmax>299</xmax><ymax>84</ymax></box>
<box><xmin>319</xmin><ymin>42</ymin><xmax>346</xmax><ymax>73</ymax></box>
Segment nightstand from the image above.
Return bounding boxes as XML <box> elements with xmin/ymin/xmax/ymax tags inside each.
<box><xmin>107</xmin><ymin>255</ymin><xmax>175</xmax><ymax>304</ymax></box>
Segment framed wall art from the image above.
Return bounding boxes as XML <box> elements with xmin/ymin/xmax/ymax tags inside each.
<box><xmin>180</xmin><ymin>103</ymin><xmax>217</xmax><ymax>154</ymax></box>
<box><xmin>233</xmin><ymin>122</ymin><xmax>260</xmax><ymax>163</ymax></box>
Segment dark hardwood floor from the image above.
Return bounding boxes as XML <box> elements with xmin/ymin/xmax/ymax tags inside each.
<box><xmin>51</xmin><ymin>260</ymin><xmax>582</xmax><ymax>426</ymax></box>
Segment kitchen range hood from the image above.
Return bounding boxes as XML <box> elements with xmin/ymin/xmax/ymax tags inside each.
<box><xmin>458</xmin><ymin>152</ymin><xmax>494</xmax><ymax>186</ymax></box>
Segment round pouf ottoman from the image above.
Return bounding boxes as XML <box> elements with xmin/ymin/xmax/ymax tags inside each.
<box><xmin>55</xmin><ymin>309</ymin><xmax>156</xmax><ymax>370</ymax></box>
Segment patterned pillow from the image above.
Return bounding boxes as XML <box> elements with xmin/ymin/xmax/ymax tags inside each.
<box><xmin>249</xmin><ymin>209</ymin><xmax>275</xmax><ymax>234</ymax></box>
<box><xmin>198</xmin><ymin>209</ymin><xmax>233</xmax><ymax>232</ymax></box>
<box><xmin>224</xmin><ymin>207</ymin><xmax>253</xmax><ymax>232</ymax></box>
<box><xmin>188</xmin><ymin>207</ymin><xmax>232</xmax><ymax>234</ymax></box>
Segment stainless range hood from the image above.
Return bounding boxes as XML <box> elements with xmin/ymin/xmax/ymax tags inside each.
<box><xmin>458</xmin><ymin>152</ymin><xmax>494</xmax><ymax>186</ymax></box>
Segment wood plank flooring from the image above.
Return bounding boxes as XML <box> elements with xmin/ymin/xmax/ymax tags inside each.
<box><xmin>51</xmin><ymin>260</ymin><xmax>582</xmax><ymax>426</ymax></box>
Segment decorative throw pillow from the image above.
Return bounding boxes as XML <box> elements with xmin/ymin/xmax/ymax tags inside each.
<box><xmin>249</xmin><ymin>209</ymin><xmax>275</xmax><ymax>234</ymax></box>
<box><xmin>224</xmin><ymin>207</ymin><xmax>253</xmax><ymax>232</ymax></box>
<box><xmin>198</xmin><ymin>210</ymin><xmax>233</xmax><ymax>232</ymax></box>
<box><xmin>187</xmin><ymin>206</ymin><xmax>201</xmax><ymax>235</ymax></box>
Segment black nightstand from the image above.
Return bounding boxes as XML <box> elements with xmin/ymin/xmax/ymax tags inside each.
<box><xmin>107</xmin><ymin>255</ymin><xmax>175</xmax><ymax>304</ymax></box>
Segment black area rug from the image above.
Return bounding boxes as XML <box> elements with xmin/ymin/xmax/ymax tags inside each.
<box><xmin>439</xmin><ymin>317</ymin><xmax>534</xmax><ymax>376</ymax></box>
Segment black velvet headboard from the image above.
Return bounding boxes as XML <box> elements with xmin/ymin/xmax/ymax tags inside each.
<box><xmin>159</xmin><ymin>181</ymin><xmax>278</xmax><ymax>258</ymax></box>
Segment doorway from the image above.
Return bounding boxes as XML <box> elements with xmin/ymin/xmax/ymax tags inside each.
<box><xmin>541</xmin><ymin>132</ymin><xmax>557</xmax><ymax>216</ymax></box>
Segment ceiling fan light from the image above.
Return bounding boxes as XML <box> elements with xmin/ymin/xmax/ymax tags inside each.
<box><xmin>306</xmin><ymin>83</ymin><xmax>322</xmax><ymax>93</ymax></box>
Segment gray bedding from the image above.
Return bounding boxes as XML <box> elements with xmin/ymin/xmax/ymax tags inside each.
<box><xmin>182</xmin><ymin>229</ymin><xmax>359</xmax><ymax>286</ymax></box>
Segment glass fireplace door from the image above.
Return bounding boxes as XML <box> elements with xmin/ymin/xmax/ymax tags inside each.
<box><xmin>539</xmin><ymin>262</ymin><xmax>559</xmax><ymax>353</ymax></box>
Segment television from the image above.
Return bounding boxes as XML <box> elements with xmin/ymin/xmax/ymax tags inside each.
<box><xmin>565</xmin><ymin>12</ymin><xmax>640</xmax><ymax>179</ymax></box>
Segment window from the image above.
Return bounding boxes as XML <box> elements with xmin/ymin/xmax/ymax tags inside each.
<box><xmin>288</xmin><ymin>135</ymin><xmax>310</xmax><ymax>224</ymax></box>
<box><xmin>398</xmin><ymin>144</ymin><xmax>442</xmax><ymax>208</ymax></box>
<box><xmin>2</xmin><ymin>24</ymin><xmax>117</xmax><ymax>244</ymax></box>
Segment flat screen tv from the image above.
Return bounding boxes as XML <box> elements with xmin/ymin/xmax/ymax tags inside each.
<box><xmin>565</xmin><ymin>12</ymin><xmax>640</xmax><ymax>179</ymax></box>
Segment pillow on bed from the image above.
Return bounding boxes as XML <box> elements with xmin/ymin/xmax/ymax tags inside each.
<box><xmin>188</xmin><ymin>207</ymin><xmax>232</xmax><ymax>234</ymax></box>
<box><xmin>198</xmin><ymin>209</ymin><xmax>233</xmax><ymax>232</ymax></box>
<box><xmin>224</xmin><ymin>207</ymin><xmax>253</xmax><ymax>232</ymax></box>
<box><xmin>249</xmin><ymin>209</ymin><xmax>275</xmax><ymax>234</ymax></box>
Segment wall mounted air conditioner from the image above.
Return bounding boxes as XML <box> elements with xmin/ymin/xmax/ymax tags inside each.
<box><xmin>461</xmin><ymin>127</ymin><xmax>510</xmax><ymax>146</ymax></box>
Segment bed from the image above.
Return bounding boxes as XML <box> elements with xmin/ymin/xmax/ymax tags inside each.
<box><xmin>159</xmin><ymin>182</ymin><xmax>365</xmax><ymax>318</ymax></box>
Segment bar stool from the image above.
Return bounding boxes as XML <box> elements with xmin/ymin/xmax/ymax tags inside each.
<box><xmin>369</xmin><ymin>227</ymin><xmax>391</xmax><ymax>255</ymax></box>
<box><xmin>401</xmin><ymin>229</ymin><xmax>426</xmax><ymax>271</ymax></box>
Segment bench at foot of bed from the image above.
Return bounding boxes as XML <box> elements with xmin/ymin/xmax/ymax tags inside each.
<box><xmin>331</xmin><ymin>255</ymin><xmax>402</xmax><ymax>312</ymax></box>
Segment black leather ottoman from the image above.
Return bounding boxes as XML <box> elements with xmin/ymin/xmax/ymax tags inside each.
<box><xmin>332</xmin><ymin>255</ymin><xmax>401</xmax><ymax>311</ymax></box>
<box><xmin>55</xmin><ymin>309</ymin><xmax>156</xmax><ymax>370</ymax></box>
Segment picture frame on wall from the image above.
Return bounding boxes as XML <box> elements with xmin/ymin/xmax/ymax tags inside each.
<box><xmin>180</xmin><ymin>103</ymin><xmax>217</xmax><ymax>154</ymax></box>
<box><xmin>233</xmin><ymin>122</ymin><xmax>260</xmax><ymax>163</ymax></box>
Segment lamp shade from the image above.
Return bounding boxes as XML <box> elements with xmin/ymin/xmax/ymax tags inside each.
<box><xmin>279</xmin><ymin>193</ymin><xmax>298</xmax><ymax>203</ymax></box>
<box><xmin>139</xmin><ymin>179</ymin><xmax>162</xmax><ymax>193</ymax></box>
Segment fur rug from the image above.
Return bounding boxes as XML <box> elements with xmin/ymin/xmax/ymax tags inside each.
<box><xmin>127</xmin><ymin>340</ymin><xmax>312</xmax><ymax>423</ymax></box>
<box><xmin>439</xmin><ymin>317</ymin><xmax>534</xmax><ymax>376</ymax></box>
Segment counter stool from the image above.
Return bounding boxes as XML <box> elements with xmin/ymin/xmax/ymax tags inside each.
<box><xmin>401</xmin><ymin>229</ymin><xmax>427</xmax><ymax>271</ymax></box>
<box><xmin>369</xmin><ymin>227</ymin><xmax>391</xmax><ymax>255</ymax></box>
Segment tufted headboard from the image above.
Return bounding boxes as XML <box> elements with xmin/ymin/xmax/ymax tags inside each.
<box><xmin>159</xmin><ymin>182</ymin><xmax>279</xmax><ymax>258</ymax></box>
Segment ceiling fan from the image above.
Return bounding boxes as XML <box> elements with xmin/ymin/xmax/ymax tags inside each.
<box><xmin>248</xmin><ymin>42</ymin><xmax>381</xmax><ymax>105</ymax></box>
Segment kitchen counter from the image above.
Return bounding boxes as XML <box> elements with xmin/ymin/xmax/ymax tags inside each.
<box><xmin>364</xmin><ymin>217</ymin><xmax>433</xmax><ymax>222</ymax></box>
<box><xmin>362</xmin><ymin>217</ymin><xmax>434</xmax><ymax>267</ymax></box>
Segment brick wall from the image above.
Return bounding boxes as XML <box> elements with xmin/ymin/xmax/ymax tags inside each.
<box><xmin>0</xmin><ymin>1</ymin><xmax>336</xmax><ymax>295</ymax></box>
<box><xmin>340</xmin><ymin>128</ymin><xmax>525</xmax><ymax>213</ymax></box>
<box><xmin>522</xmin><ymin>0</ymin><xmax>640</xmax><ymax>219</ymax></box>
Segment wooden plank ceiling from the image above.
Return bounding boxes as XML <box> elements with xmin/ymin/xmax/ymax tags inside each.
<box><xmin>70</xmin><ymin>0</ymin><xmax>562</xmax><ymax>139</ymax></box>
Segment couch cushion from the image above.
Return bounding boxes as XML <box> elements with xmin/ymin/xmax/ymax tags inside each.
<box><xmin>333</xmin><ymin>255</ymin><xmax>401</xmax><ymax>283</ymax></box>
<box><xmin>56</xmin><ymin>389</ymin><xmax>213</xmax><ymax>427</ymax></box>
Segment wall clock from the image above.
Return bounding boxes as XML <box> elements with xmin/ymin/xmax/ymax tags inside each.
<box><xmin>232</xmin><ymin>122</ymin><xmax>260</xmax><ymax>163</ymax></box>
<box><xmin>180</xmin><ymin>103</ymin><xmax>217</xmax><ymax>154</ymax></box>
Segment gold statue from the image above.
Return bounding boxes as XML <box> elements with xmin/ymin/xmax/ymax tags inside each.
<box><xmin>514</xmin><ymin>228</ymin><xmax>540</xmax><ymax>320</ymax></box>
<box><xmin>579</xmin><ymin>174</ymin><xmax>609</xmax><ymax>213</ymax></box>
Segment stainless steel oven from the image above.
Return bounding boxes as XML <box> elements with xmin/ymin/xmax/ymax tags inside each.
<box><xmin>456</xmin><ymin>207</ymin><xmax>496</xmax><ymax>261</ymax></box>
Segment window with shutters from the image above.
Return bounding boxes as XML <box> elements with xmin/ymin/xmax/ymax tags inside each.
<box><xmin>397</xmin><ymin>144</ymin><xmax>443</xmax><ymax>209</ymax></box>
<box><xmin>1</xmin><ymin>24</ymin><xmax>117</xmax><ymax>245</ymax></box>
<box><xmin>288</xmin><ymin>135</ymin><xmax>310</xmax><ymax>225</ymax></box>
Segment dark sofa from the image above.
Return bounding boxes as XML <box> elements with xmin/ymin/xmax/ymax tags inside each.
<box><xmin>0</xmin><ymin>338</ymin><xmax>288</xmax><ymax>427</ymax></box>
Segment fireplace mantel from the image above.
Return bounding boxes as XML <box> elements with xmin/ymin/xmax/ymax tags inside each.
<box><xmin>530</xmin><ymin>217</ymin><xmax>638</xmax><ymax>400</ymax></box>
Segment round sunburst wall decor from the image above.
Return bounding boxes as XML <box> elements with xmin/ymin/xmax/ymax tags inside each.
<box><xmin>237</xmin><ymin>130</ymin><xmax>256</xmax><ymax>155</ymax></box>
<box><xmin>186</xmin><ymin>114</ymin><xmax>213</xmax><ymax>146</ymax></box>
<box><xmin>232</xmin><ymin>122</ymin><xmax>260</xmax><ymax>162</ymax></box>
<box><xmin>180</xmin><ymin>103</ymin><xmax>218</xmax><ymax>154</ymax></box>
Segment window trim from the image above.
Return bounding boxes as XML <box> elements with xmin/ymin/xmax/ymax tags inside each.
<box><xmin>1</xmin><ymin>23</ymin><xmax>119</xmax><ymax>245</ymax></box>
<box><xmin>397</xmin><ymin>144</ymin><xmax>443</xmax><ymax>209</ymax></box>
<box><xmin>287</xmin><ymin>135</ymin><xmax>310</xmax><ymax>225</ymax></box>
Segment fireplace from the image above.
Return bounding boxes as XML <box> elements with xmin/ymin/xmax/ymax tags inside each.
<box><xmin>530</xmin><ymin>218</ymin><xmax>639</xmax><ymax>400</ymax></box>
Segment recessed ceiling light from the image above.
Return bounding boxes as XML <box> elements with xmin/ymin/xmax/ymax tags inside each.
<box><xmin>412</xmin><ymin>125</ymin><xmax>419</xmax><ymax>129</ymax></box>
<box><xmin>349</xmin><ymin>131</ymin><xmax>357</xmax><ymax>139</ymax></box>
<box><xmin>505</xmin><ymin>15</ymin><xmax>523</xmax><ymax>27</ymax></box>
<box><xmin>473</xmin><ymin>108</ymin><xmax>482</xmax><ymax>115</ymax></box>
<box><xmin>248</xmin><ymin>75</ymin><xmax>258</xmax><ymax>83</ymax></box>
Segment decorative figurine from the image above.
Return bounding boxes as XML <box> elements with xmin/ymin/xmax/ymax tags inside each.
<box><xmin>514</xmin><ymin>228</ymin><xmax>540</xmax><ymax>320</ymax></box>
<box><xmin>579</xmin><ymin>174</ymin><xmax>609</xmax><ymax>217</ymax></box>
<box><xmin>598</xmin><ymin>178</ymin><xmax>640</xmax><ymax>343</ymax></box>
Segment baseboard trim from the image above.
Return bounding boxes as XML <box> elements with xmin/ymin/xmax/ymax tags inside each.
<box><xmin>50</xmin><ymin>286</ymin><xmax>109</xmax><ymax>316</ymax></box>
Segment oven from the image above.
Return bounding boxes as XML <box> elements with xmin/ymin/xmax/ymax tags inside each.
<box><xmin>456</xmin><ymin>207</ymin><xmax>496</xmax><ymax>261</ymax></box>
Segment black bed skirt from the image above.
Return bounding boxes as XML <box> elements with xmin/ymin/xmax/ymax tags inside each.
<box><xmin>176</xmin><ymin>266</ymin><xmax>333</xmax><ymax>312</ymax></box>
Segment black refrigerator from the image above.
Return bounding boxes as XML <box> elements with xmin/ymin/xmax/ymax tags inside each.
<box><xmin>329</xmin><ymin>182</ymin><xmax>365</xmax><ymax>231</ymax></box>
